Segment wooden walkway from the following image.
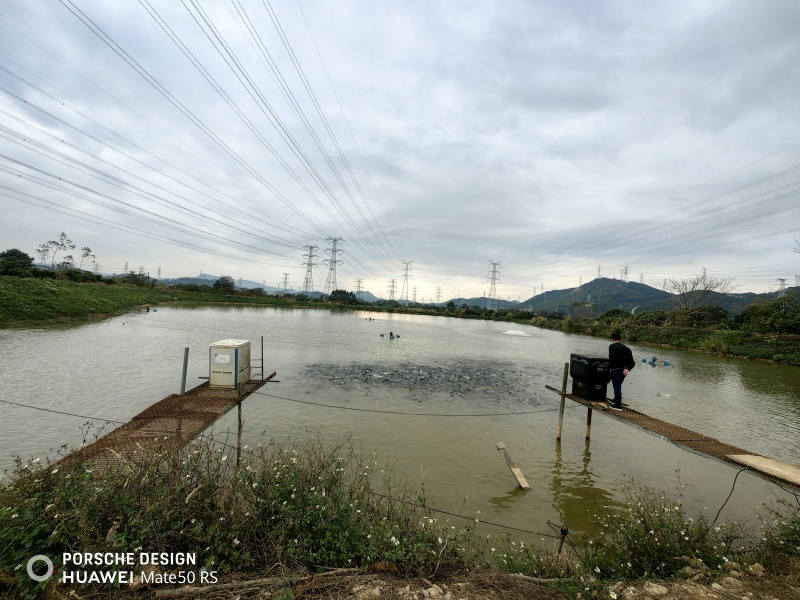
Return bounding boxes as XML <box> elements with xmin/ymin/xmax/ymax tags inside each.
<box><xmin>63</xmin><ymin>375</ymin><xmax>274</xmax><ymax>468</ymax></box>
<box><xmin>545</xmin><ymin>386</ymin><xmax>800</xmax><ymax>488</ymax></box>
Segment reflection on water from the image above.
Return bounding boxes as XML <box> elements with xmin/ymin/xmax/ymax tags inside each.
<box><xmin>0</xmin><ymin>306</ymin><xmax>798</xmax><ymax>537</ymax></box>
<box><xmin>550</xmin><ymin>440</ymin><xmax>612</xmax><ymax>534</ymax></box>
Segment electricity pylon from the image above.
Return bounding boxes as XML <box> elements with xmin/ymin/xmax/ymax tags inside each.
<box><xmin>487</xmin><ymin>261</ymin><xmax>500</xmax><ymax>311</ymax></box>
<box><xmin>412</xmin><ymin>286</ymin><xmax>418</xmax><ymax>303</ymax></box>
<box><xmin>301</xmin><ymin>245</ymin><xmax>319</xmax><ymax>293</ymax></box>
<box><xmin>387</xmin><ymin>279</ymin><xmax>397</xmax><ymax>300</ymax></box>
<box><xmin>355</xmin><ymin>279</ymin><xmax>364</xmax><ymax>299</ymax></box>
<box><xmin>400</xmin><ymin>262</ymin><xmax>412</xmax><ymax>301</ymax></box>
<box><xmin>323</xmin><ymin>237</ymin><xmax>344</xmax><ymax>295</ymax></box>
<box><xmin>281</xmin><ymin>273</ymin><xmax>290</xmax><ymax>293</ymax></box>
<box><xmin>435</xmin><ymin>287</ymin><xmax>442</xmax><ymax>304</ymax></box>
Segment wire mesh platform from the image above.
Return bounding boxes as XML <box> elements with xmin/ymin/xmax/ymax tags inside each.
<box><xmin>63</xmin><ymin>375</ymin><xmax>274</xmax><ymax>468</ymax></box>
<box><xmin>546</xmin><ymin>386</ymin><xmax>800</xmax><ymax>488</ymax></box>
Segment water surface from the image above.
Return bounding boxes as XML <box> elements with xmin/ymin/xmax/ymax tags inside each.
<box><xmin>1</xmin><ymin>306</ymin><xmax>798</xmax><ymax>541</ymax></box>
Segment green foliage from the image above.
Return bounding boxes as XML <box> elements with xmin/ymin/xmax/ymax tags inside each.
<box><xmin>117</xmin><ymin>271</ymin><xmax>156</xmax><ymax>288</ymax></box>
<box><xmin>326</xmin><ymin>289</ymin><xmax>360</xmax><ymax>304</ymax></box>
<box><xmin>735</xmin><ymin>292</ymin><xmax>800</xmax><ymax>334</ymax></box>
<box><xmin>0</xmin><ymin>249</ymin><xmax>35</xmax><ymax>276</ymax></box>
<box><xmin>761</xmin><ymin>498</ymin><xmax>800</xmax><ymax>559</ymax></box>
<box><xmin>0</xmin><ymin>434</ymin><xmax>475</xmax><ymax>596</ymax></box>
<box><xmin>600</xmin><ymin>309</ymin><xmax>628</xmax><ymax>320</ymax></box>
<box><xmin>212</xmin><ymin>275</ymin><xmax>236</xmax><ymax>292</ymax></box>
<box><xmin>700</xmin><ymin>330</ymin><xmax>744</xmax><ymax>354</ymax></box>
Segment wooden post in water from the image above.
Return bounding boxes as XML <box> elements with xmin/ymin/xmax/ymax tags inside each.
<box><xmin>261</xmin><ymin>335</ymin><xmax>265</xmax><ymax>380</ymax></box>
<box><xmin>585</xmin><ymin>406</ymin><xmax>593</xmax><ymax>440</ymax></box>
<box><xmin>556</xmin><ymin>363</ymin><xmax>569</xmax><ymax>441</ymax></box>
<box><xmin>496</xmin><ymin>442</ymin><xmax>531</xmax><ymax>490</ymax></box>
<box><xmin>180</xmin><ymin>347</ymin><xmax>189</xmax><ymax>394</ymax></box>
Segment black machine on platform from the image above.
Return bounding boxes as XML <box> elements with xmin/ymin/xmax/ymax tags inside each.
<box><xmin>569</xmin><ymin>353</ymin><xmax>611</xmax><ymax>401</ymax></box>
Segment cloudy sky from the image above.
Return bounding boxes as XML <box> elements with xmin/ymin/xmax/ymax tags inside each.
<box><xmin>1</xmin><ymin>0</ymin><xmax>798</xmax><ymax>301</ymax></box>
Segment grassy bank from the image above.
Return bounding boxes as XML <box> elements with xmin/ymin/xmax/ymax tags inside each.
<box><xmin>0</xmin><ymin>277</ymin><xmax>303</xmax><ymax>327</ymax></box>
<box><xmin>1</xmin><ymin>434</ymin><xmax>799</xmax><ymax>599</ymax></box>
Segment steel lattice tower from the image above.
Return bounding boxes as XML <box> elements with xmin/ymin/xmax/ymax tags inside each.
<box><xmin>387</xmin><ymin>279</ymin><xmax>397</xmax><ymax>300</ymax></box>
<box><xmin>435</xmin><ymin>287</ymin><xmax>442</xmax><ymax>304</ymax></box>
<box><xmin>487</xmin><ymin>261</ymin><xmax>500</xmax><ymax>311</ymax></box>
<box><xmin>400</xmin><ymin>262</ymin><xmax>412</xmax><ymax>301</ymax></box>
<box><xmin>323</xmin><ymin>237</ymin><xmax>344</xmax><ymax>295</ymax></box>
<box><xmin>281</xmin><ymin>273</ymin><xmax>290</xmax><ymax>293</ymax></box>
<box><xmin>355</xmin><ymin>279</ymin><xmax>364</xmax><ymax>299</ymax></box>
<box><xmin>301</xmin><ymin>245</ymin><xmax>319</xmax><ymax>293</ymax></box>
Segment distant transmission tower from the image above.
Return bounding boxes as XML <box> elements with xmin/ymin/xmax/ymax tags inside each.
<box><xmin>435</xmin><ymin>287</ymin><xmax>442</xmax><ymax>303</ymax></box>
<box><xmin>281</xmin><ymin>273</ymin><xmax>290</xmax><ymax>293</ymax></box>
<box><xmin>663</xmin><ymin>279</ymin><xmax>667</xmax><ymax>290</ymax></box>
<box><xmin>124</xmin><ymin>261</ymin><xmax>129</xmax><ymax>273</ymax></box>
<box><xmin>412</xmin><ymin>286</ymin><xmax>418</xmax><ymax>302</ymax></box>
<box><xmin>623</xmin><ymin>266</ymin><xmax>629</xmax><ymax>282</ymax></box>
<box><xmin>323</xmin><ymin>237</ymin><xmax>344</xmax><ymax>295</ymax></box>
<box><xmin>639</xmin><ymin>273</ymin><xmax>644</xmax><ymax>284</ymax></box>
<box><xmin>597</xmin><ymin>266</ymin><xmax>601</xmax><ymax>279</ymax></box>
<box><xmin>301</xmin><ymin>245</ymin><xmax>319</xmax><ymax>293</ymax></box>
<box><xmin>702</xmin><ymin>267</ymin><xmax>707</xmax><ymax>278</ymax></box>
<box><xmin>400</xmin><ymin>262</ymin><xmax>412</xmax><ymax>301</ymax></box>
<box><xmin>387</xmin><ymin>279</ymin><xmax>397</xmax><ymax>300</ymax></box>
<box><xmin>778</xmin><ymin>278</ymin><xmax>787</xmax><ymax>297</ymax></box>
<box><xmin>157</xmin><ymin>267</ymin><xmax>161</xmax><ymax>278</ymax></box>
<box><xmin>355</xmin><ymin>279</ymin><xmax>364</xmax><ymax>298</ymax></box>
<box><xmin>487</xmin><ymin>261</ymin><xmax>500</xmax><ymax>311</ymax></box>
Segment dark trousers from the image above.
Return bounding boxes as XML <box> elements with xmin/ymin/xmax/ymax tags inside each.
<box><xmin>610</xmin><ymin>368</ymin><xmax>625</xmax><ymax>405</ymax></box>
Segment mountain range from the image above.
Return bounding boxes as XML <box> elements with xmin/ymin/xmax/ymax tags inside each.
<box><xmin>159</xmin><ymin>274</ymin><xmax>796</xmax><ymax>317</ymax></box>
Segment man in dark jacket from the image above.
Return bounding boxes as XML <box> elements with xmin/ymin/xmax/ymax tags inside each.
<box><xmin>608</xmin><ymin>332</ymin><xmax>635</xmax><ymax>410</ymax></box>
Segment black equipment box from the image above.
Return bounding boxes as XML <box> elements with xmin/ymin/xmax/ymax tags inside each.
<box><xmin>569</xmin><ymin>353</ymin><xmax>611</xmax><ymax>401</ymax></box>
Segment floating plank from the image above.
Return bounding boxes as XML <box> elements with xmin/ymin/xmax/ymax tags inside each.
<box><xmin>726</xmin><ymin>455</ymin><xmax>800</xmax><ymax>487</ymax></box>
<box><xmin>496</xmin><ymin>442</ymin><xmax>531</xmax><ymax>490</ymax></box>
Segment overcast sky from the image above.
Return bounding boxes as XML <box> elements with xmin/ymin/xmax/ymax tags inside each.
<box><xmin>1</xmin><ymin>0</ymin><xmax>799</xmax><ymax>301</ymax></box>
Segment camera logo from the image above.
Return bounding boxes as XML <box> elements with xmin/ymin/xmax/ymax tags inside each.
<box><xmin>27</xmin><ymin>555</ymin><xmax>54</xmax><ymax>582</ymax></box>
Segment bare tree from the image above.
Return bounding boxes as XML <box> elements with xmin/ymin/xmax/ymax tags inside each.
<box><xmin>47</xmin><ymin>232</ymin><xmax>75</xmax><ymax>268</ymax></box>
<box><xmin>35</xmin><ymin>243</ymin><xmax>50</xmax><ymax>266</ymax></box>
<box><xmin>78</xmin><ymin>246</ymin><xmax>95</xmax><ymax>269</ymax></box>
<box><xmin>665</xmin><ymin>274</ymin><xmax>738</xmax><ymax>312</ymax></box>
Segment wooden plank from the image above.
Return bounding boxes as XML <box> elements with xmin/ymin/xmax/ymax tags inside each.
<box><xmin>496</xmin><ymin>442</ymin><xmax>531</xmax><ymax>490</ymax></box>
<box><xmin>726</xmin><ymin>454</ymin><xmax>800</xmax><ymax>487</ymax></box>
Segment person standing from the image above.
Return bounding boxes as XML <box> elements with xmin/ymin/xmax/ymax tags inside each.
<box><xmin>608</xmin><ymin>332</ymin><xmax>635</xmax><ymax>410</ymax></box>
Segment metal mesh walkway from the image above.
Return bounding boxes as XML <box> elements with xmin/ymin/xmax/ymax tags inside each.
<box><xmin>546</xmin><ymin>387</ymin><xmax>800</xmax><ymax>488</ymax></box>
<box><xmin>63</xmin><ymin>376</ymin><xmax>273</xmax><ymax>467</ymax></box>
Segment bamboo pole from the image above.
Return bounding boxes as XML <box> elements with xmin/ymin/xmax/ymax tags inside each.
<box><xmin>556</xmin><ymin>362</ymin><xmax>569</xmax><ymax>441</ymax></box>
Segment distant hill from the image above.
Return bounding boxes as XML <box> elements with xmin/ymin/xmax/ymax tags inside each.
<box><xmin>509</xmin><ymin>277</ymin><xmax>796</xmax><ymax>317</ymax></box>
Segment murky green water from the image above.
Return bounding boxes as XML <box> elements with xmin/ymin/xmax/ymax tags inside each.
<box><xmin>1</xmin><ymin>306</ymin><xmax>798</xmax><ymax>541</ymax></box>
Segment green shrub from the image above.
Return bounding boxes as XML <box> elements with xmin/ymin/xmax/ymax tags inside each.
<box><xmin>0</xmin><ymin>433</ymin><xmax>476</xmax><ymax>597</ymax></box>
<box><xmin>577</xmin><ymin>478</ymin><xmax>748</xmax><ymax>580</ymax></box>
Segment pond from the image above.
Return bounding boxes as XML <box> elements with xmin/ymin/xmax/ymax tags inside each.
<box><xmin>1</xmin><ymin>306</ymin><xmax>798</xmax><ymax>542</ymax></box>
